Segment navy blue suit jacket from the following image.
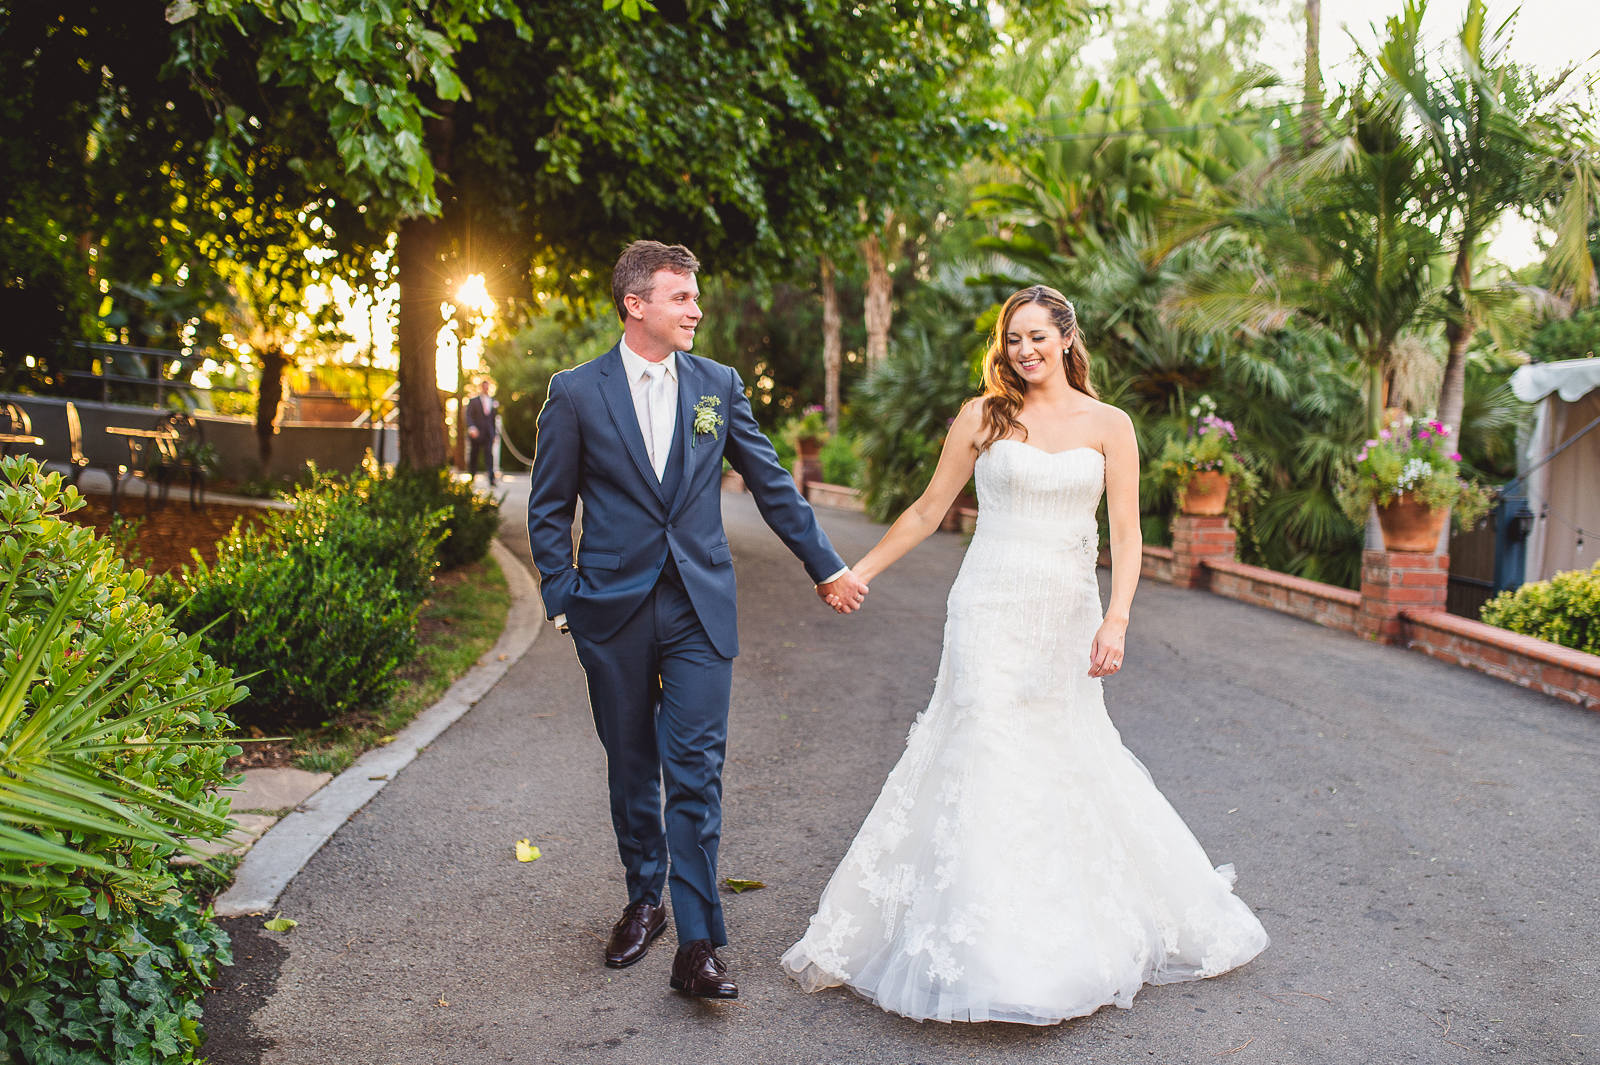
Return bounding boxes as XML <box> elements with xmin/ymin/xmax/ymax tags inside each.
<box><xmin>526</xmin><ymin>345</ymin><xmax>844</xmax><ymax>658</ymax></box>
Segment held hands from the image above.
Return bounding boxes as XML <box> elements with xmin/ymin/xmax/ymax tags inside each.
<box><xmin>1088</xmin><ymin>616</ymin><xmax>1128</xmax><ymax>678</ymax></box>
<box><xmin>817</xmin><ymin>570</ymin><xmax>869</xmax><ymax>615</ymax></box>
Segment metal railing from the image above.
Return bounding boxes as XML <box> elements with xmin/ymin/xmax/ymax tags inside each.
<box><xmin>66</xmin><ymin>341</ymin><xmax>251</xmax><ymax>408</ymax></box>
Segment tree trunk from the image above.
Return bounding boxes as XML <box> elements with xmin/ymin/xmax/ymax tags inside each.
<box><xmin>1436</xmin><ymin>244</ymin><xmax>1475</xmax><ymax>433</ymax></box>
<box><xmin>1366</xmin><ymin>357</ymin><xmax>1384</xmax><ymax>438</ymax></box>
<box><xmin>1302</xmin><ymin>0</ymin><xmax>1323</xmax><ymax>143</ymax></box>
<box><xmin>396</xmin><ymin>215</ymin><xmax>451</xmax><ymax>469</ymax></box>
<box><xmin>394</xmin><ymin>101</ymin><xmax>456</xmax><ymax>470</ymax></box>
<box><xmin>860</xmin><ymin>210</ymin><xmax>895</xmax><ymax>367</ymax></box>
<box><xmin>820</xmin><ymin>256</ymin><xmax>842</xmax><ymax>434</ymax></box>
<box><xmin>255</xmin><ymin>346</ymin><xmax>287</xmax><ymax>469</ymax></box>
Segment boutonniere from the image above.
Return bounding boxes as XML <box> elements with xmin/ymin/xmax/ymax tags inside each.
<box><xmin>691</xmin><ymin>395</ymin><xmax>725</xmax><ymax>446</ymax></box>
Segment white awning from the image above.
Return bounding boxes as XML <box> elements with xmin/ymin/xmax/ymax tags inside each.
<box><xmin>1510</xmin><ymin>357</ymin><xmax>1600</xmax><ymax>404</ymax></box>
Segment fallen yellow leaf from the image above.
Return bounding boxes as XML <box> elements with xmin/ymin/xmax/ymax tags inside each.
<box><xmin>515</xmin><ymin>839</ymin><xmax>541</xmax><ymax>863</ymax></box>
<box><xmin>722</xmin><ymin>877</ymin><xmax>765</xmax><ymax>894</ymax></box>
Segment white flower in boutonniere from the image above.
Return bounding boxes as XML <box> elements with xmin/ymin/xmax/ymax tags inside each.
<box><xmin>691</xmin><ymin>395</ymin><xmax>725</xmax><ymax>446</ymax></box>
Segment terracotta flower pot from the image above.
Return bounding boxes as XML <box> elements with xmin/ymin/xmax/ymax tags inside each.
<box><xmin>793</xmin><ymin>435</ymin><xmax>824</xmax><ymax>491</ymax></box>
<box><xmin>1376</xmin><ymin>491</ymin><xmax>1447</xmax><ymax>552</ymax></box>
<box><xmin>1180</xmin><ymin>471</ymin><xmax>1230</xmax><ymax>516</ymax></box>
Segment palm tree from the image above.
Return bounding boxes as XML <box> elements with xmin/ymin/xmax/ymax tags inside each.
<box><xmin>1157</xmin><ymin>84</ymin><xmax>1447</xmax><ymax>436</ymax></box>
<box><xmin>1370</xmin><ymin>0</ymin><xmax>1600</xmax><ymax>431</ymax></box>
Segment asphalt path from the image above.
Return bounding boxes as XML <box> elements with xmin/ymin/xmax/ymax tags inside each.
<box><xmin>203</xmin><ymin>475</ymin><xmax>1598</xmax><ymax>1065</ymax></box>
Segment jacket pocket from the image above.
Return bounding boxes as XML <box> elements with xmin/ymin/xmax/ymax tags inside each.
<box><xmin>577</xmin><ymin>549</ymin><xmax>621</xmax><ymax>571</ymax></box>
<box><xmin>708</xmin><ymin>543</ymin><xmax>734</xmax><ymax>566</ymax></box>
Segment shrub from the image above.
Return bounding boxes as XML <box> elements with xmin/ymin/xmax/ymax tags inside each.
<box><xmin>157</xmin><ymin>468</ymin><xmax>447</xmax><ymax>727</ymax></box>
<box><xmin>2</xmin><ymin>891</ymin><xmax>232</xmax><ymax>1065</ymax></box>
<box><xmin>1480</xmin><ymin>562</ymin><xmax>1600</xmax><ymax>655</ymax></box>
<box><xmin>0</xmin><ymin>456</ymin><xmax>242</xmax><ymax>1064</ymax></box>
<box><xmin>819</xmin><ymin>430</ymin><xmax>863</xmax><ymax>488</ymax></box>
<box><xmin>855</xmin><ymin>334</ymin><xmax>977</xmax><ymax>521</ymax></box>
<box><xmin>365</xmin><ymin>463</ymin><xmax>501</xmax><ymax>570</ymax></box>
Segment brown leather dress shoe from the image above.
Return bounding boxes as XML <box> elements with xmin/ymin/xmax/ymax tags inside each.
<box><xmin>669</xmin><ymin>939</ymin><xmax>738</xmax><ymax>999</ymax></box>
<box><xmin>604</xmin><ymin>900</ymin><xmax>667</xmax><ymax>969</ymax></box>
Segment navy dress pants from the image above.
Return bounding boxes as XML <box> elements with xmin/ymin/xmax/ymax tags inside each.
<box><xmin>570</xmin><ymin>563</ymin><xmax>733</xmax><ymax>946</ymax></box>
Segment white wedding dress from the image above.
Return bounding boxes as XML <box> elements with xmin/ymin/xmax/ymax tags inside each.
<box><xmin>781</xmin><ymin>440</ymin><xmax>1269</xmax><ymax>1025</ymax></box>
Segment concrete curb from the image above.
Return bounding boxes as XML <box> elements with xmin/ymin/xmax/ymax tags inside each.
<box><xmin>212</xmin><ymin>537</ymin><xmax>541</xmax><ymax>918</ymax></box>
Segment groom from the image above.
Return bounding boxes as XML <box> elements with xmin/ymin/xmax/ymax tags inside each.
<box><xmin>527</xmin><ymin>241</ymin><xmax>868</xmax><ymax>999</ymax></box>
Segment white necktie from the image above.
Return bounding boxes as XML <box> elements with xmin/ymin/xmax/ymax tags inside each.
<box><xmin>642</xmin><ymin>363</ymin><xmax>673</xmax><ymax>481</ymax></box>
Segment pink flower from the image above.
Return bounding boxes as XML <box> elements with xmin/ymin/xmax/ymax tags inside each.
<box><xmin>1365</xmin><ymin>439</ymin><xmax>1378</xmax><ymax>448</ymax></box>
<box><xmin>1449</xmin><ymin>452</ymin><xmax>1461</xmax><ymax>462</ymax></box>
<box><xmin>1356</xmin><ymin>450</ymin><xmax>1368</xmax><ymax>461</ymax></box>
<box><xmin>1419</xmin><ymin>429</ymin><xmax>1431</xmax><ymax>440</ymax></box>
<box><xmin>1379</xmin><ymin>429</ymin><xmax>1392</xmax><ymax>440</ymax></box>
<box><xmin>1439</xmin><ymin>425</ymin><xmax>1451</xmax><ymax>435</ymax></box>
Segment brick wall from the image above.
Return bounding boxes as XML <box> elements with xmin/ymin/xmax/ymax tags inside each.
<box><xmin>1403</xmin><ymin>610</ymin><xmax>1600</xmax><ymax>711</ymax></box>
<box><xmin>1135</xmin><ymin>518</ymin><xmax>1596</xmax><ymax>713</ymax></box>
<box><xmin>804</xmin><ymin>481</ymin><xmax>866</xmax><ymax>513</ymax></box>
<box><xmin>1141</xmin><ymin>546</ymin><xmax>1175</xmax><ymax>584</ymax></box>
<box><xmin>1206</xmin><ymin>559</ymin><xmax>1360</xmax><ymax>633</ymax></box>
<box><xmin>1358</xmin><ymin>550</ymin><xmax>1449</xmax><ymax>643</ymax></box>
<box><xmin>1170</xmin><ymin>514</ymin><xmax>1235</xmax><ymax>588</ymax></box>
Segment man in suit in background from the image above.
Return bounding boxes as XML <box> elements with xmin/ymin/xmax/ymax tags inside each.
<box><xmin>466</xmin><ymin>377</ymin><xmax>499</xmax><ymax>486</ymax></box>
<box><xmin>526</xmin><ymin>240</ymin><xmax>867</xmax><ymax>1000</ymax></box>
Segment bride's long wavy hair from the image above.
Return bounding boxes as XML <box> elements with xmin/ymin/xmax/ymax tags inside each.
<box><xmin>979</xmin><ymin>286</ymin><xmax>1096</xmax><ymax>451</ymax></box>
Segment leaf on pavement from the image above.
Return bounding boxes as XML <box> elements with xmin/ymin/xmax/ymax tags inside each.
<box><xmin>515</xmin><ymin>839</ymin><xmax>541</xmax><ymax>863</ymax></box>
<box><xmin>722</xmin><ymin>878</ymin><xmax>766</xmax><ymax>894</ymax></box>
<box><xmin>264</xmin><ymin>912</ymin><xmax>298</xmax><ymax>932</ymax></box>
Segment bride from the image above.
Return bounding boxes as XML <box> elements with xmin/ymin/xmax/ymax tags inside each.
<box><xmin>783</xmin><ymin>285</ymin><xmax>1269</xmax><ymax>1025</ymax></box>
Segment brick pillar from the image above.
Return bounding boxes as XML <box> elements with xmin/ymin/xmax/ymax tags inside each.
<box><xmin>1170</xmin><ymin>514</ymin><xmax>1236</xmax><ymax>589</ymax></box>
<box><xmin>1358</xmin><ymin>549</ymin><xmax>1449</xmax><ymax>644</ymax></box>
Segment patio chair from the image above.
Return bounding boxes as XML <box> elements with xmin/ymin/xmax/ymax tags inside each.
<box><xmin>151</xmin><ymin>411</ymin><xmax>208</xmax><ymax>509</ymax></box>
<box><xmin>0</xmin><ymin>402</ymin><xmax>38</xmax><ymax>457</ymax></box>
<box><xmin>0</xmin><ymin>402</ymin><xmax>28</xmax><ymax>435</ymax></box>
<box><xmin>61</xmin><ymin>401</ymin><xmax>133</xmax><ymax>512</ymax></box>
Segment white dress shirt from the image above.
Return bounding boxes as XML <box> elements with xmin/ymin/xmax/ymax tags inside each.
<box><xmin>619</xmin><ymin>338</ymin><xmax>678</xmax><ymax>480</ymax></box>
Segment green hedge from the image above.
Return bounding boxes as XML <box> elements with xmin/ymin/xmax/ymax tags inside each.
<box><xmin>157</xmin><ymin>467</ymin><xmax>448</xmax><ymax>728</ymax></box>
<box><xmin>855</xmin><ymin>339</ymin><xmax>976</xmax><ymax>522</ymax></box>
<box><xmin>0</xmin><ymin>457</ymin><xmax>241</xmax><ymax>1065</ymax></box>
<box><xmin>366</xmin><ymin>465</ymin><xmax>501</xmax><ymax>570</ymax></box>
<box><xmin>819</xmin><ymin>431</ymin><xmax>863</xmax><ymax>488</ymax></box>
<box><xmin>1480</xmin><ymin>561</ymin><xmax>1600</xmax><ymax>655</ymax></box>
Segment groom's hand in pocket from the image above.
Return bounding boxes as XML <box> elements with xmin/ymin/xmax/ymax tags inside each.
<box><xmin>817</xmin><ymin>570</ymin><xmax>868</xmax><ymax>614</ymax></box>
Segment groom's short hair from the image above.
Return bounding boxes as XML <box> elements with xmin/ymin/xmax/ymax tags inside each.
<box><xmin>613</xmin><ymin>241</ymin><xmax>700</xmax><ymax>321</ymax></box>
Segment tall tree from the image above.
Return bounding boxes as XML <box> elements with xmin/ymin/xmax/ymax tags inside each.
<box><xmin>1303</xmin><ymin>0</ymin><xmax>1323</xmax><ymax>142</ymax></box>
<box><xmin>1157</xmin><ymin>88</ymin><xmax>1446</xmax><ymax>436</ymax></box>
<box><xmin>1370</xmin><ymin>0</ymin><xmax>1600</xmax><ymax>432</ymax></box>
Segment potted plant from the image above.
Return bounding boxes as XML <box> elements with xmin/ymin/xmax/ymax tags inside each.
<box><xmin>1335</xmin><ymin>415</ymin><xmax>1493</xmax><ymax>551</ymax></box>
<box><xmin>778</xmin><ymin>405</ymin><xmax>829</xmax><ymax>490</ymax></box>
<box><xmin>1155</xmin><ymin>396</ymin><xmax>1258</xmax><ymax>521</ymax></box>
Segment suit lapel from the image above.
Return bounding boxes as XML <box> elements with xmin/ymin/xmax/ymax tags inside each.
<box><xmin>670</xmin><ymin>357</ymin><xmax>700</xmax><ymax>517</ymax></box>
<box><xmin>597</xmin><ymin>347</ymin><xmax>667</xmax><ymax>506</ymax></box>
